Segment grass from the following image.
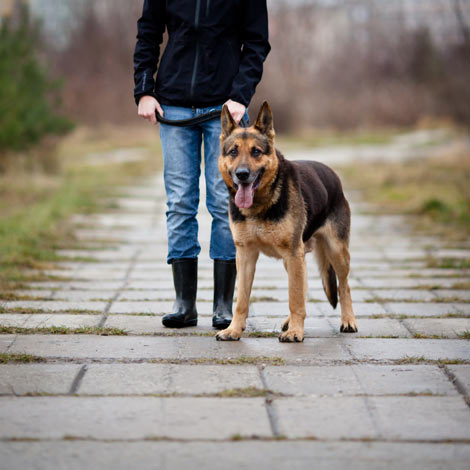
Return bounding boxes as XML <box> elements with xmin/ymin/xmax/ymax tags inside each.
<box><xmin>0</xmin><ymin>353</ymin><xmax>46</xmax><ymax>363</ymax></box>
<box><xmin>0</xmin><ymin>326</ymin><xmax>127</xmax><ymax>335</ymax></box>
<box><xmin>426</xmin><ymin>258</ymin><xmax>470</xmax><ymax>270</ymax></box>
<box><xmin>458</xmin><ymin>330</ymin><xmax>470</xmax><ymax>339</ymax></box>
<box><xmin>216</xmin><ymin>387</ymin><xmax>271</xmax><ymax>398</ymax></box>
<box><xmin>339</xmin><ymin>148</ymin><xmax>470</xmax><ymax>241</ymax></box>
<box><xmin>0</xmin><ymin>125</ymin><xmax>162</xmax><ymax>291</ymax></box>
<box><xmin>172</xmin><ymin>356</ymin><xmax>287</xmax><ymax>366</ymax></box>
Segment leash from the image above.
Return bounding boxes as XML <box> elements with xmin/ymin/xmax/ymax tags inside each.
<box><xmin>156</xmin><ymin>110</ymin><xmax>248</xmax><ymax>127</ymax></box>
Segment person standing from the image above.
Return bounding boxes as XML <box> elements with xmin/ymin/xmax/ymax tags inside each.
<box><xmin>134</xmin><ymin>0</ymin><xmax>270</xmax><ymax>329</ymax></box>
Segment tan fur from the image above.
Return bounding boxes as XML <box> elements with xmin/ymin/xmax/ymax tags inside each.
<box><xmin>216</xmin><ymin>102</ymin><xmax>357</xmax><ymax>342</ymax></box>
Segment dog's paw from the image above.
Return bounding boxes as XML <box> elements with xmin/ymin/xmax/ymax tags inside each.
<box><xmin>279</xmin><ymin>328</ymin><xmax>304</xmax><ymax>343</ymax></box>
<box><xmin>340</xmin><ymin>319</ymin><xmax>358</xmax><ymax>333</ymax></box>
<box><xmin>216</xmin><ymin>327</ymin><xmax>242</xmax><ymax>341</ymax></box>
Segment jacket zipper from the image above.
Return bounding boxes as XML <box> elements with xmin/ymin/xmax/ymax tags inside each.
<box><xmin>189</xmin><ymin>0</ymin><xmax>202</xmax><ymax>101</ymax></box>
<box><xmin>206</xmin><ymin>0</ymin><xmax>211</xmax><ymax>16</ymax></box>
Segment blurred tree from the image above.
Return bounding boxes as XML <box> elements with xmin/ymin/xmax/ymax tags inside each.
<box><xmin>0</xmin><ymin>6</ymin><xmax>72</xmax><ymax>155</ymax></box>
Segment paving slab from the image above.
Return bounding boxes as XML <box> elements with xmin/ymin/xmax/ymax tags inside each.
<box><xmin>345</xmin><ymin>338</ymin><xmax>470</xmax><ymax>361</ymax></box>
<box><xmin>3</xmin><ymin>300</ymin><xmax>107</xmax><ymax>313</ymax></box>
<box><xmin>0</xmin><ymin>364</ymin><xmax>80</xmax><ymax>395</ymax></box>
<box><xmin>0</xmin><ymin>314</ymin><xmax>101</xmax><ymax>329</ymax></box>
<box><xmin>353</xmin><ymin>318</ymin><xmax>412</xmax><ymax>338</ymax></box>
<box><xmin>263</xmin><ymin>365</ymin><xmax>457</xmax><ymax>396</ymax></box>
<box><xmin>433</xmin><ymin>289</ymin><xmax>470</xmax><ymax>301</ymax></box>
<box><xmin>1</xmin><ymin>335</ymin><xmax>352</xmax><ymax>362</ymax></box>
<box><xmin>361</xmin><ymin>278</ymin><xmax>462</xmax><ymax>289</ymax></box>
<box><xmin>447</xmin><ymin>365</ymin><xmax>470</xmax><ymax>395</ymax></box>
<box><xmin>0</xmin><ymin>396</ymin><xmax>271</xmax><ymax>440</ymax></box>
<box><xmin>79</xmin><ymin>364</ymin><xmax>263</xmax><ymax>395</ymax></box>
<box><xmin>384</xmin><ymin>302</ymin><xmax>465</xmax><ymax>316</ymax></box>
<box><xmin>275</xmin><ymin>396</ymin><xmax>377</xmax><ymax>439</ymax></box>
<box><xmin>369</xmin><ymin>290</ymin><xmax>438</xmax><ymax>302</ymax></box>
<box><xmin>370</xmin><ymin>396</ymin><xmax>470</xmax><ymax>440</ymax></box>
<box><xmin>403</xmin><ymin>318</ymin><xmax>470</xmax><ymax>338</ymax></box>
<box><xmin>2</xmin><ymin>441</ymin><xmax>470</xmax><ymax>470</ymax></box>
<box><xmin>275</xmin><ymin>396</ymin><xmax>470</xmax><ymax>440</ymax></box>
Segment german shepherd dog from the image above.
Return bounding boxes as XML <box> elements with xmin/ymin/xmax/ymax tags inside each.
<box><xmin>216</xmin><ymin>102</ymin><xmax>357</xmax><ymax>342</ymax></box>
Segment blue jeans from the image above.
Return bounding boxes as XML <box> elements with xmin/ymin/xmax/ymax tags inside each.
<box><xmin>159</xmin><ymin>104</ymin><xmax>245</xmax><ymax>264</ymax></box>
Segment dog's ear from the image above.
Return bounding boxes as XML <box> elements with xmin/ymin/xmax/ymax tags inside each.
<box><xmin>221</xmin><ymin>104</ymin><xmax>237</xmax><ymax>138</ymax></box>
<box><xmin>254</xmin><ymin>101</ymin><xmax>274</xmax><ymax>139</ymax></box>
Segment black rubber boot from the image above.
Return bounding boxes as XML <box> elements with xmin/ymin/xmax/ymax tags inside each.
<box><xmin>212</xmin><ymin>259</ymin><xmax>237</xmax><ymax>329</ymax></box>
<box><xmin>162</xmin><ymin>258</ymin><xmax>198</xmax><ymax>328</ymax></box>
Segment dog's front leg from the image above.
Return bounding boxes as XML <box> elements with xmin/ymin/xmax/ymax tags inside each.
<box><xmin>216</xmin><ymin>245</ymin><xmax>259</xmax><ymax>341</ymax></box>
<box><xmin>279</xmin><ymin>252</ymin><xmax>306</xmax><ymax>342</ymax></box>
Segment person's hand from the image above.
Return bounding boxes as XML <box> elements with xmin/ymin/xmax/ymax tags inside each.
<box><xmin>138</xmin><ymin>95</ymin><xmax>164</xmax><ymax>125</ymax></box>
<box><xmin>224</xmin><ymin>99</ymin><xmax>246</xmax><ymax>124</ymax></box>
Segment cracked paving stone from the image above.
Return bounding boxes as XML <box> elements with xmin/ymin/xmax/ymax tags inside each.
<box><xmin>447</xmin><ymin>365</ymin><xmax>470</xmax><ymax>394</ymax></box>
<box><xmin>0</xmin><ymin>364</ymin><xmax>81</xmax><ymax>395</ymax></box>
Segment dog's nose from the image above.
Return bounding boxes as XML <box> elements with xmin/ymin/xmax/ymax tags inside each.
<box><xmin>235</xmin><ymin>167</ymin><xmax>250</xmax><ymax>181</ymax></box>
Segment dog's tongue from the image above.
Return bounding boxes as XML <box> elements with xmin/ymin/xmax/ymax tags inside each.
<box><xmin>235</xmin><ymin>182</ymin><xmax>254</xmax><ymax>209</ymax></box>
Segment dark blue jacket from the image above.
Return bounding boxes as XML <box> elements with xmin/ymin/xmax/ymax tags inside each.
<box><xmin>134</xmin><ymin>0</ymin><xmax>270</xmax><ymax>107</ymax></box>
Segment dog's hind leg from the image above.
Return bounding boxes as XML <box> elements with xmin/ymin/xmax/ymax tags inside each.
<box><xmin>216</xmin><ymin>245</ymin><xmax>259</xmax><ymax>341</ymax></box>
<box><xmin>279</xmin><ymin>252</ymin><xmax>307</xmax><ymax>342</ymax></box>
<box><xmin>318</xmin><ymin>221</ymin><xmax>357</xmax><ymax>333</ymax></box>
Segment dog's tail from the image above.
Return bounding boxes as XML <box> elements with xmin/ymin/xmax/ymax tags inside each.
<box><xmin>314</xmin><ymin>241</ymin><xmax>338</xmax><ymax>309</ymax></box>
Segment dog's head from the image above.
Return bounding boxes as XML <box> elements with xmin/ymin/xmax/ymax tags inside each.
<box><xmin>219</xmin><ymin>101</ymin><xmax>278</xmax><ymax>209</ymax></box>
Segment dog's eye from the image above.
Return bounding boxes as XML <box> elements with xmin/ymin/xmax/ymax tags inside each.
<box><xmin>229</xmin><ymin>148</ymin><xmax>238</xmax><ymax>157</ymax></box>
<box><xmin>252</xmin><ymin>148</ymin><xmax>262</xmax><ymax>157</ymax></box>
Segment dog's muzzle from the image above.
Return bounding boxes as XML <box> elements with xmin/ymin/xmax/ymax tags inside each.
<box><xmin>231</xmin><ymin>168</ymin><xmax>263</xmax><ymax>209</ymax></box>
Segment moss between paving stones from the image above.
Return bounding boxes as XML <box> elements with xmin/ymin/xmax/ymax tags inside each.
<box><xmin>0</xmin><ymin>326</ymin><xmax>127</xmax><ymax>335</ymax></box>
<box><xmin>0</xmin><ymin>307</ymin><xmax>103</xmax><ymax>315</ymax></box>
<box><xmin>0</xmin><ymin>353</ymin><xmax>46</xmax><ymax>363</ymax></box>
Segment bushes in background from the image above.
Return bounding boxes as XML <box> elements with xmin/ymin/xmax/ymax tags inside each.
<box><xmin>0</xmin><ymin>9</ymin><xmax>73</xmax><ymax>157</ymax></box>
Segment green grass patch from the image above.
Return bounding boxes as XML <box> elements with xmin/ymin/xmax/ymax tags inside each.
<box><xmin>0</xmin><ymin>353</ymin><xmax>46</xmax><ymax>363</ymax></box>
<box><xmin>339</xmin><ymin>150</ymin><xmax>470</xmax><ymax>241</ymax></box>
<box><xmin>0</xmin><ymin>127</ymin><xmax>161</xmax><ymax>290</ymax></box>
<box><xmin>458</xmin><ymin>330</ymin><xmax>470</xmax><ymax>339</ymax></box>
<box><xmin>216</xmin><ymin>387</ymin><xmax>271</xmax><ymax>398</ymax></box>
<box><xmin>427</xmin><ymin>258</ymin><xmax>470</xmax><ymax>269</ymax></box>
<box><xmin>0</xmin><ymin>326</ymin><xmax>127</xmax><ymax>335</ymax></box>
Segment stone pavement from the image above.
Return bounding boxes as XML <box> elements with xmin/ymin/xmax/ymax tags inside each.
<box><xmin>1</xmin><ymin>163</ymin><xmax>470</xmax><ymax>469</ymax></box>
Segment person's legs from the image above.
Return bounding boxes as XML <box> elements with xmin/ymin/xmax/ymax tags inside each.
<box><xmin>159</xmin><ymin>105</ymin><xmax>202</xmax><ymax>327</ymax></box>
<box><xmin>160</xmin><ymin>106</ymin><xmax>202</xmax><ymax>264</ymax></box>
